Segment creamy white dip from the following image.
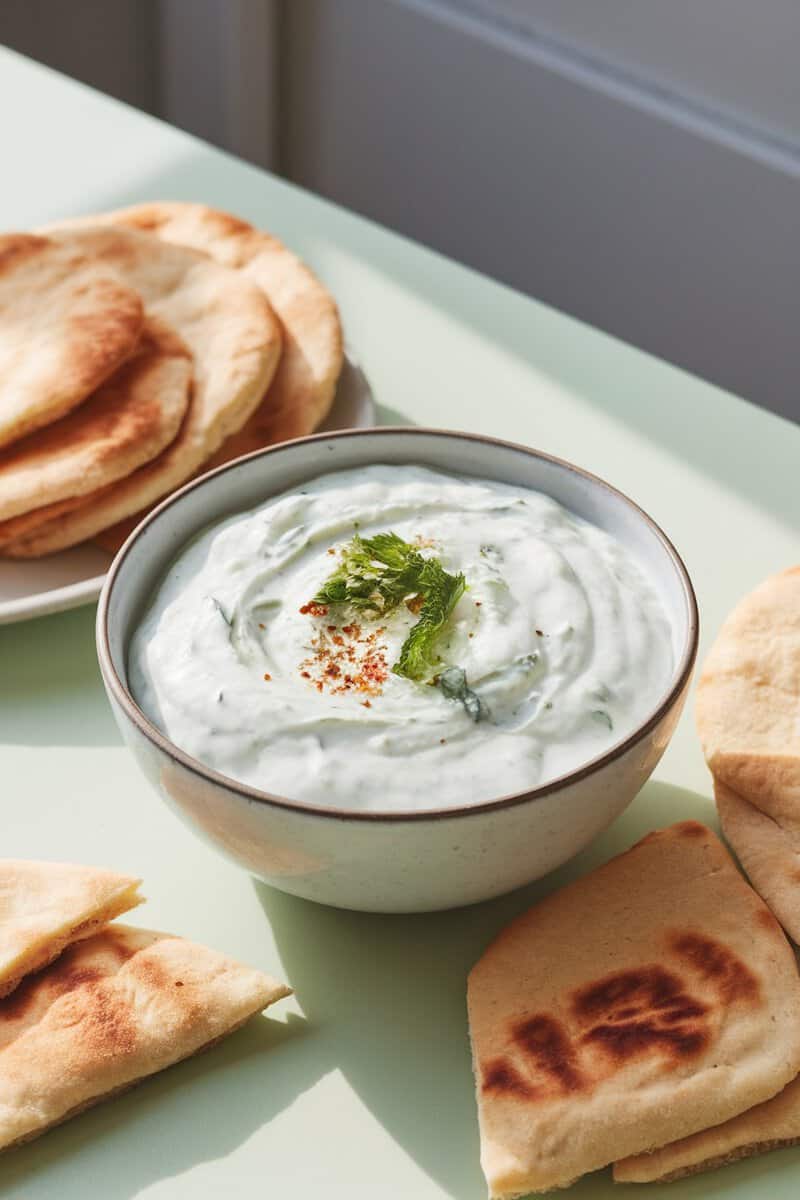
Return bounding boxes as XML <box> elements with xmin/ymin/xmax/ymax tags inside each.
<box><xmin>129</xmin><ymin>465</ymin><xmax>674</xmax><ymax>811</ymax></box>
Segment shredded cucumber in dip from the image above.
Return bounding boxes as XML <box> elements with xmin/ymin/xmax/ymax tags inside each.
<box><xmin>128</xmin><ymin>464</ymin><xmax>675</xmax><ymax>812</ymax></box>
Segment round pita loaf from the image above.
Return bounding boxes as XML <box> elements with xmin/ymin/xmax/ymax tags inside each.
<box><xmin>0</xmin><ymin>490</ymin><xmax>93</xmax><ymax>552</ymax></box>
<box><xmin>0</xmin><ymin>233</ymin><xmax>144</xmax><ymax>449</ymax></box>
<box><xmin>0</xmin><ymin>317</ymin><xmax>191</xmax><ymax>523</ymax></box>
<box><xmin>49</xmin><ymin>201</ymin><xmax>342</xmax><ymax>447</ymax></box>
<box><xmin>696</xmin><ymin>567</ymin><xmax>800</xmax><ymax>818</ymax></box>
<box><xmin>467</xmin><ymin>821</ymin><xmax>800</xmax><ymax>1196</ymax></box>
<box><xmin>0</xmin><ymin>226</ymin><xmax>281</xmax><ymax>558</ymax></box>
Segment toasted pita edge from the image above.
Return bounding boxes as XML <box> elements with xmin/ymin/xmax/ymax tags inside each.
<box><xmin>695</xmin><ymin>567</ymin><xmax>800</xmax><ymax>814</ymax></box>
<box><xmin>709</xmin><ymin>752</ymin><xmax>800</xmax><ymax>822</ymax></box>
<box><xmin>614</xmin><ymin>1071</ymin><xmax>800</xmax><ymax>1183</ymax></box>
<box><xmin>716</xmin><ymin>778</ymin><xmax>800</xmax><ymax>945</ymax></box>
<box><xmin>0</xmin><ymin>223</ymin><xmax>283</xmax><ymax>557</ymax></box>
<box><xmin>615</xmin><ymin>1137</ymin><xmax>800</xmax><ymax>1184</ymax></box>
<box><xmin>0</xmin><ymin>233</ymin><xmax>145</xmax><ymax>449</ymax></box>
<box><xmin>0</xmin><ymin>315</ymin><xmax>192</xmax><ymax>524</ymax></box>
<box><xmin>47</xmin><ymin>202</ymin><xmax>342</xmax><ymax>444</ymax></box>
<box><xmin>0</xmin><ymin>868</ymin><xmax>143</xmax><ymax>999</ymax></box>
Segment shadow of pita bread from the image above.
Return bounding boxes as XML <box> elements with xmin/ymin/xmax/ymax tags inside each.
<box><xmin>0</xmin><ymin>1012</ymin><xmax>319</xmax><ymax>1197</ymax></box>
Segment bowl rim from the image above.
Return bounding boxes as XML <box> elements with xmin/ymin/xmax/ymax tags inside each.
<box><xmin>97</xmin><ymin>426</ymin><xmax>699</xmax><ymax>825</ymax></box>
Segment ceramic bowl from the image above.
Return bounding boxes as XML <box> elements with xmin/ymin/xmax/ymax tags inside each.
<box><xmin>96</xmin><ymin>429</ymin><xmax>698</xmax><ymax>913</ymax></box>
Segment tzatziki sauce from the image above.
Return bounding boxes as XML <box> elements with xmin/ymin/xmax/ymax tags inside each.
<box><xmin>129</xmin><ymin>465</ymin><xmax>674</xmax><ymax>811</ymax></box>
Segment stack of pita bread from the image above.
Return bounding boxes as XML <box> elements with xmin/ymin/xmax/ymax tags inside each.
<box><xmin>469</xmin><ymin>568</ymin><xmax>800</xmax><ymax>1192</ymax></box>
<box><xmin>0</xmin><ymin>202</ymin><xmax>343</xmax><ymax>557</ymax></box>
<box><xmin>697</xmin><ymin>567</ymin><xmax>800</xmax><ymax>943</ymax></box>
<box><xmin>0</xmin><ymin>858</ymin><xmax>289</xmax><ymax>1150</ymax></box>
<box><xmin>468</xmin><ymin>821</ymin><xmax>800</xmax><ymax>1194</ymax></box>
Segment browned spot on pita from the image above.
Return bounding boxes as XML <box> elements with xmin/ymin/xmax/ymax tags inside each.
<box><xmin>573</xmin><ymin>966</ymin><xmax>710</xmax><ymax>1062</ymax></box>
<box><xmin>755</xmin><ymin>907</ymin><xmax>784</xmax><ymax>934</ymax></box>
<box><xmin>128</xmin><ymin>950</ymin><xmax>171</xmax><ymax>990</ymax></box>
<box><xmin>677</xmin><ymin>821</ymin><xmax>708</xmax><ymax>838</ymax></box>
<box><xmin>633</xmin><ymin>823</ymin><xmax>705</xmax><ymax>850</ymax></box>
<box><xmin>482</xmin><ymin>1057</ymin><xmax>535</xmax><ymax>1099</ymax></box>
<box><xmin>467</xmin><ymin>821</ymin><xmax>800</xmax><ymax>1197</ymax></box>
<box><xmin>96</xmin><ymin>928</ymin><xmax>139</xmax><ymax>964</ymax></box>
<box><xmin>57</xmin><ymin>980</ymin><xmax>137</xmax><ymax>1057</ymax></box>
<box><xmin>670</xmin><ymin>931</ymin><xmax>760</xmax><ymax>1005</ymax></box>
<box><xmin>0</xmin><ymin>234</ymin><xmax>145</xmax><ymax>450</ymax></box>
<box><xmin>1</xmin><ymin>983</ymin><xmax>43</xmax><ymax>1024</ymax></box>
<box><xmin>1</xmin><ymin>225</ymin><xmax>280</xmax><ymax>557</ymax></box>
<box><xmin>0</xmin><ymin>963</ymin><xmax>101</xmax><ymax>1022</ymax></box>
<box><xmin>512</xmin><ymin>1014</ymin><xmax>585</xmax><ymax>1094</ymax></box>
<box><xmin>65</xmin><ymin>289</ymin><xmax>140</xmax><ymax>376</ymax></box>
<box><xmin>582</xmin><ymin>1018</ymin><xmax>707</xmax><ymax>1062</ymax></box>
<box><xmin>0</xmin><ymin>234</ymin><xmax>41</xmax><ymax>271</ymax></box>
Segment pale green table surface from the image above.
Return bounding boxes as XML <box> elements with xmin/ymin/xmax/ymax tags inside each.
<box><xmin>1</xmin><ymin>45</ymin><xmax>799</xmax><ymax>1200</ymax></box>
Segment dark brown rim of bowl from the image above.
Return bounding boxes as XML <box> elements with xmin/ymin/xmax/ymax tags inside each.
<box><xmin>97</xmin><ymin>427</ymin><xmax>699</xmax><ymax>824</ymax></box>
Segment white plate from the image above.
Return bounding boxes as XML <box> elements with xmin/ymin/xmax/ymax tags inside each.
<box><xmin>0</xmin><ymin>354</ymin><xmax>375</xmax><ymax>625</ymax></box>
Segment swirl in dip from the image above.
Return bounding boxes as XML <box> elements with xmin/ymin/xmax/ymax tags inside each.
<box><xmin>129</xmin><ymin>465</ymin><xmax>674</xmax><ymax>811</ymax></box>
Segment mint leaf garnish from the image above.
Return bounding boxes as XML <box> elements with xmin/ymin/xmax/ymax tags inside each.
<box><xmin>311</xmin><ymin>531</ymin><xmax>466</xmax><ymax>681</ymax></box>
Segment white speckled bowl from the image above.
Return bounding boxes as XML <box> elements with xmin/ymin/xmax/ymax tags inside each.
<box><xmin>96</xmin><ymin>429</ymin><xmax>698</xmax><ymax>913</ymax></box>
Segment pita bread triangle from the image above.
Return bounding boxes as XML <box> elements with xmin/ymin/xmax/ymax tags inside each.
<box><xmin>696</xmin><ymin>565</ymin><xmax>800</xmax><ymax>817</ymax></box>
<box><xmin>0</xmin><ymin>925</ymin><xmax>290</xmax><ymax>1150</ymax></box>
<box><xmin>467</xmin><ymin>822</ymin><xmax>800</xmax><ymax>1197</ymax></box>
<box><xmin>614</xmin><ymin>1072</ymin><xmax>800</xmax><ymax>1182</ymax></box>
<box><xmin>0</xmin><ymin>860</ymin><xmax>143</xmax><ymax>999</ymax></box>
<box><xmin>716</xmin><ymin>777</ymin><xmax>800</xmax><ymax>945</ymax></box>
<box><xmin>694</xmin><ymin>567</ymin><xmax>800</xmax><ymax>942</ymax></box>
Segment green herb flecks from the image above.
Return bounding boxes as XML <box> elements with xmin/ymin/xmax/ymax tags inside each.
<box><xmin>209</xmin><ymin>596</ymin><xmax>231</xmax><ymax>626</ymax></box>
<box><xmin>393</xmin><ymin>559</ymin><xmax>466</xmax><ymax>680</ymax></box>
<box><xmin>314</xmin><ymin>532</ymin><xmax>422</xmax><ymax>615</ymax></box>
<box><xmin>312</xmin><ymin>531</ymin><xmax>466</xmax><ymax>681</ymax></box>
<box><xmin>591</xmin><ymin>709</ymin><xmax>614</xmax><ymax>731</ymax></box>
<box><xmin>438</xmin><ymin>666</ymin><xmax>486</xmax><ymax>722</ymax></box>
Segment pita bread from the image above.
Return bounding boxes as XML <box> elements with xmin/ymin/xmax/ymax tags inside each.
<box><xmin>0</xmin><ymin>233</ymin><xmax>144</xmax><ymax>450</ymax></box>
<box><xmin>716</xmin><ymin>778</ymin><xmax>800</xmax><ymax>944</ymax></box>
<box><xmin>0</xmin><ymin>225</ymin><xmax>281</xmax><ymax>558</ymax></box>
<box><xmin>614</xmin><ymin>1073</ymin><xmax>800</xmax><ymax>1182</ymax></box>
<box><xmin>50</xmin><ymin>201</ymin><xmax>342</xmax><ymax>445</ymax></box>
<box><xmin>467</xmin><ymin>821</ymin><xmax>800</xmax><ymax>1197</ymax></box>
<box><xmin>0</xmin><ymin>317</ymin><xmax>190</xmax><ymax>526</ymax></box>
<box><xmin>696</xmin><ymin>567</ymin><xmax>800</xmax><ymax>818</ymax></box>
<box><xmin>0</xmin><ymin>860</ymin><xmax>142</xmax><ymax>999</ymax></box>
<box><xmin>0</xmin><ymin>489</ymin><xmax>100</xmax><ymax>551</ymax></box>
<box><xmin>0</xmin><ymin>925</ymin><xmax>290</xmax><ymax>1150</ymax></box>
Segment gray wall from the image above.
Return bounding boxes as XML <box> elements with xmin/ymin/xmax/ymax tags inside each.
<box><xmin>1</xmin><ymin>0</ymin><xmax>798</xmax><ymax>424</ymax></box>
<box><xmin>484</xmin><ymin>0</ymin><xmax>800</xmax><ymax>144</ymax></box>
<box><xmin>0</xmin><ymin>0</ymin><xmax>159</xmax><ymax>113</ymax></box>
<box><xmin>283</xmin><ymin>0</ymin><xmax>800</xmax><ymax>425</ymax></box>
